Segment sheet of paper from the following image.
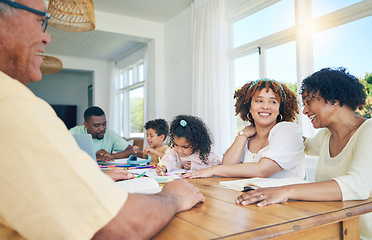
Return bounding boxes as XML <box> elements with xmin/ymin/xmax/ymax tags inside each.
<box><xmin>131</xmin><ymin>168</ymin><xmax>191</xmax><ymax>183</ymax></box>
<box><xmin>116</xmin><ymin>177</ymin><xmax>162</xmax><ymax>194</ymax></box>
<box><xmin>219</xmin><ymin>177</ymin><xmax>309</xmax><ymax>191</ymax></box>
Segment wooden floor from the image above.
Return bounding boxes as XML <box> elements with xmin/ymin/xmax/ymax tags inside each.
<box><xmin>153</xmin><ymin>177</ymin><xmax>372</xmax><ymax>240</ymax></box>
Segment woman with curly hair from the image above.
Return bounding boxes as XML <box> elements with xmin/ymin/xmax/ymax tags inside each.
<box><xmin>155</xmin><ymin>115</ymin><xmax>220</xmax><ymax>175</ymax></box>
<box><xmin>183</xmin><ymin>78</ymin><xmax>305</xmax><ymax>179</ymax></box>
<box><xmin>236</xmin><ymin>68</ymin><xmax>371</xmax><ymax>240</ymax></box>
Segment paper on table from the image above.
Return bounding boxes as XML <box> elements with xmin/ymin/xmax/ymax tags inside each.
<box><xmin>135</xmin><ymin>168</ymin><xmax>191</xmax><ymax>183</ymax></box>
<box><xmin>144</xmin><ymin>168</ymin><xmax>190</xmax><ymax>178</ymax></box>
<box><xmin>116</xmin><ymin>177</ymin><xmax>162</xmax><ymax>194</ymax></box>
<box><xmin>219</xmin><ymin>177</ymin><xmax>310</xmax><ymax>191</ymax></box>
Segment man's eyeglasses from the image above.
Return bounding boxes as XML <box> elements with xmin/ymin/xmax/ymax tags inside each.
<box><xmin>0</xmin><ymin>0</ymin><xmax>50</xmax><ymax>32</ymax></box>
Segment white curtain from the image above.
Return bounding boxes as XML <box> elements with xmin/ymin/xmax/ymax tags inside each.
<box><xmin>108</xmin><ymin>62</ymin><xmax>121</xmax><ymax>135</ymax></box>
<box><xmin>191</xmin><ymin>0</ymin><xmax>234</xmax><ymax>158</ymax></box>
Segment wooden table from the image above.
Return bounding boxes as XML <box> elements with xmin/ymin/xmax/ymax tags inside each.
<box><xmin>153</xmin><ymin>177</ymin><xmax>372</xmax><ymax>240</ymax></box>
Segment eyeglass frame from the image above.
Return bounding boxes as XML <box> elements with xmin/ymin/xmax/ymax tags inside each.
<box><xmin>0</xmin><ymin>0</ymin><xmax>50</xmax><ymax>32</ymax></box>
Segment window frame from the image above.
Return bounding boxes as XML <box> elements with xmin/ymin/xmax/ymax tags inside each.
<box><xmin>227</xmin><ymin>0</ymin><xmax>372</xmax><ymax>136</ymax></box>
<box><xmin>116</xmin><ymin>59</ymin><xmax>145</xmax><ymax>138</ymax></box>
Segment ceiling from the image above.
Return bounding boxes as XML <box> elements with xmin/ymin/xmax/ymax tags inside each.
<box><xmin>44</xmin><ymin>0</ymin><xmax>193</xmax><ymax>61</ymax></box>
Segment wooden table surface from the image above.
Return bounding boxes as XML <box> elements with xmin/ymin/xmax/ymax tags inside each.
<box><xmin>153</xmin><ymin>177</ymin><xmax>372</xmax><ymax>240</ymax></box>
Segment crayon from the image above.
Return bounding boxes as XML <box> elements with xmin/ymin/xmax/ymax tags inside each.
<box><xmin>100</xmin><ymin>164</ymin><xmax>136</xmax><ymax>168</ymax></box>
<box><xmin>137</xmin><ymin>171</ymin><xmax>146</xmax><ymax>178</ymax></box>
<box><xmin>158</xmin><ymin>157</ymin><xmax>164</xmax><ymax>176</ymax></box>
<box><xmin>125</xmin><ymin>165</ymin><xmax>156</xmax><ymax>170</ymax></box>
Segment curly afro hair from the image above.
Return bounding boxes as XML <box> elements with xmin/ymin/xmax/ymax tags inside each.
<box><xmin>300</xmin><ymin>67</ymin><xmax>366</xmax><ymax>111</ymax></box>
<box><xmin>234</xmin><ymin>79</ymin><xmax>299</xmax><ymax>126</ymax></box>
<box><xmin>144</xmin><ymin>119</ymin><xmax>169</xmax><ymax>138</ymax></box>
<box><xmin>169</xmin><ymin>115</ymin><xmax>212</xmax><ymax>163</ymax></box>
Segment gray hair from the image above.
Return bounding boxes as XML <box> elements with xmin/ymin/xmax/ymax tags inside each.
<box><xmin>0</xmin><ymin>0</ymin><xmax>18</xmax><ymax>15</ymax></box>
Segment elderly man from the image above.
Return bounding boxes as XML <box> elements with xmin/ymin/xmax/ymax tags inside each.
<box><xmin>0</xmin><ymin>0</ymin><xmax>204</xmax><ymax>239</ymax></box>
<box><xmin>70</xmin><ymin>106</ymin><xmax>135</xmax><ymax>161</ymax></box>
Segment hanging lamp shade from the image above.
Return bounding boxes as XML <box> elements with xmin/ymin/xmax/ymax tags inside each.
<box><xmin>48</xmin><ymin>0</ymin><xmax>95</xmax><ymax>32</ymax></box>
<box><xmin>40</xmin><ymin>55</ymin><xmax>63</xmax><ymax>75</ymax></box>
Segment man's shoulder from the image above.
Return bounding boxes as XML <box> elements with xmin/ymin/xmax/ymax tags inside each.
<box><xmin>105</xmin><ymin>128</ymin><xmax>121</xmax><ymax>136</ymax></box>
<box><xmin>104</xmin><ymin>129</ymin><xmax>127</xmax><ymax>143</ymax></box>
<box><xmin>69</xmin><ymin>125</ymin><xmax>86</xmax><ymax>134</ymax></box>
<box><xmin>0</xmin><ymin>71</ymin><xmax>35</xmax><ymax>99</ymax></box>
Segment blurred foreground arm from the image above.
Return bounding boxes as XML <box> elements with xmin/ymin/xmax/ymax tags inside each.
<box><xmin>93</xmin><ymin>179</ymin><xmax>205</xmax><ymax>239</ymax></box>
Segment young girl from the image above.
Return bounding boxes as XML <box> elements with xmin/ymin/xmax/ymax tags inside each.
<box><xmin>155</xmin><ymin>115</ymin><xmax>220</xmax><ymax>175</ymax></box>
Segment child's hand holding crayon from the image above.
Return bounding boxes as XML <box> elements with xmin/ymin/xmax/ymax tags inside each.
<box><xmin>155</xmin><ymin>165</ymin><xmax>167</xmax><ymax>176</ymax></box>
<box><xmin>156</xmin><ymin>156</ymin><xmax>166</xmax><ymax>176</ymax></box>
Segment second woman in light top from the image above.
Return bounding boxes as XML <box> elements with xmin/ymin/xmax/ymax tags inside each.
<box><xmin>155</xmin><ymin>115</ymin><xmax>220</xmax><ymax>175</ymax></box>
<box><xmin>183</xmin><ymin>79</ymin><xmax>305</xmax><ymax>179</ymax></box>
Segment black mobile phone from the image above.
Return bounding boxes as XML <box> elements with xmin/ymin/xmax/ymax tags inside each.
<box><xmin>241</xmin><ymin>186</ymin><xmax>255</xmax><ymax>192</ymax></box>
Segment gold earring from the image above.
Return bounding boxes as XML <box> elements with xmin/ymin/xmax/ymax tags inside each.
<box><xmin>247</xmin><ymin>113</ymin><xmax>252</xmax><ymax>121</ymax></box>
<box><xmin>277</xmin><ymin>114</ymin><xmax>283</xmax><ymax>122</ymax></box>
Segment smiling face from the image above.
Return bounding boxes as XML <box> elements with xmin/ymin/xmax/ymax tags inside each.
<box><xmin>146</xmin><ymin>128</ymin><xmax>165</xmax><ymax>149</ymax></box>
<box><xmin>173</xmin><ymin>136</ymin><xmax>194</xmax><ymax>157</ymax></box>
<box><xmin>302</xmin><ymin>91</ymin><xmax>335</xmax><ymax>129</ymax></box>
<box><xmin>249</xmin><ymin>88</ymin><xmax>280</xmax><ymax>128</ymax></box>
<box><xmin>0</xmin><ymin>0</ymin><xmax>51</xmax><ymax>84</ymax></box>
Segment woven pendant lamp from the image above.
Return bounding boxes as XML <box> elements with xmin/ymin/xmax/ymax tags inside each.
<box><xmin>48</xmin><ymin>0</ymin><xmax>95</xmax><ymax>32</ymax></box>
<box><xmin>40</xmin><ymin>55</ymin><xmax>63</xmax><ymax>75</ymax></box>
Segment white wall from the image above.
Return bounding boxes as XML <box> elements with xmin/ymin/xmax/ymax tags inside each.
<box><xmin>94</xmin><ymin>11</ymin><xmax>166</xmax><ymax>122</ymax></box>
<box><xmin>164</xmin><ymin>7</ymin><xmax>193</xmax><ymax>121</ymax></box>
<box><xmin>32</xmin><ymin>7</ymin><xmax>193</xmax><ymax>126</ymax></box>
<box><xmin>27</xmin><ymin>70</ymin><xmax>92</xmax><ymax>125</ymax></box>
<box><xmin>53</xmin><ymin>55</ymin><xmax>110</xmax><ymax>110</ymax></box>
<box><xmin>28</xmin><ymin>55</ymin><xmax>111</xmax><ymax>126</ymax></box>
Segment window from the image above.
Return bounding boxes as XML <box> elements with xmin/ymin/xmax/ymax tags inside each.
<box><xmin>232</xmin><ymin>0</ymin><xmax>295</xmax><ymax>48</ymax></box>
<box><xmin>228</xmin><ymin>0</ymin><xmax>372</xmax><ymax>135</ymax></box>
<box><xmin>312</xmin><ymin>0</ymin><xmax>362</xmax><ymax>18</ymax></box>
<box><xmin>229</xmin><ymin>0</ymin><xmax>295</xmax><ymax>131</ymax></box>
<box><xmin>234</xmin><ymin>53</ymin><xmax>259</xmax><ymax>131</ymax></box>
<box><xmin>266</xmin><ymin>41</ymin><xmax>297</xmax><ymax>84</ymax></box>
<box><xmin>234</xmin><ymin>53</ymin><xmax>259</xmax><ymax>89</ymax></box>
<box><xmin>117</xmin><ymin>59</ymin><xmax>145</xmax><ymax>138</ymax></box>
<box><xmin>313</xmin><ymin>16</ymin><xmax>372</xmax><ymax>78</ymax></box>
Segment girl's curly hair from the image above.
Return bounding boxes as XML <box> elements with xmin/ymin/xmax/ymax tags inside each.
<box><xmin>168</xmin><ymin>115</ymin><xmax>212</xmax><ymax>163</ymax></box>
<box><xmin>300</xmin><ymin>67</ymin><xmax>366</xmax><ymax>111</ymax></box>
<box><xmin>234</xmin><ymin>79</ymin><xmax>299</xmax><ymax>126</ymax></box>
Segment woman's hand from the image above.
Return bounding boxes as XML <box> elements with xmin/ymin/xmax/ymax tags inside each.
<box><xmin>242</xmin><ymin>125</ymin><xmax>257</xmax><ymax>138</ymax></box>
<box><xmin>183</xmin><ymin>160</ymin><xmax>191</xmax><ymax>170</ymax></box>
<box><xmin>105</xmin><ymin>169</ymin><xmax>136</xmax><ymax>182</ymax></box>
<box><xmin>182</xmin><ymin>167</ymin><xmax>215</xmax><ymax>179</ymax></box>
<box><xmin>235</xmin><ymin>186</ymin><xmax>290</xmax><ymax>207</ymax></box>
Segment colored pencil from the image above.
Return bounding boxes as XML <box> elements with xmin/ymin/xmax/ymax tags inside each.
<box><xmin>99</xmin><ymin>164</ymin><xmax>135</xmax><ymax>168</ymax></box>
<box><xmin>158</xmin><ymin>157</ymin><xmax>164</xmax><ymax>176</ymax></box>
<box><xmin>126</xmin><ymin>165</ymin><xmax>155</xmax><ymax>170</ymax></box>
<box><xmin>137</xmin><ymin>171</ymin><xmax>146</xmax><ymax>178</ymax></box>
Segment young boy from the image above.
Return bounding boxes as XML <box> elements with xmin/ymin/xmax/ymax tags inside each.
<box><xmin>133</xmin><ymin>119</ymin><xmax>169</xmax><ymax>163</ymax></box>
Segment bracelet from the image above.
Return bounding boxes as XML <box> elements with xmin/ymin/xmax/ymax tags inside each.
<box><xmin>237</xmin><ymin>130</ymin><xmax>249</xmax><ymax>139</ymax></box>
